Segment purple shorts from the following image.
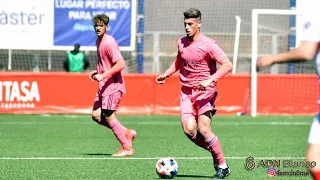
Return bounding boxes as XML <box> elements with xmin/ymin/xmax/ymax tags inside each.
<box><xmin>180</xmin><ymin>86</ymin><xmax>217</xmax><ymax>121</ymax></box>
<box><xmin>93</xmin><ymin>91</ymin><xmax>122</xmax><ymax>110</ymax></box>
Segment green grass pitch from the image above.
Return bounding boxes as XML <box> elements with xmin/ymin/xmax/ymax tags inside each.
<box><xmin>0</xmin><ymin>114</ymin><xmax>314</xmax><ymax>179</ymax></box>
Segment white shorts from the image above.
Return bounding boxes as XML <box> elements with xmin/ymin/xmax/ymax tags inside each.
<box><xmin>308</xmin><ymin>115</ymin><xmax>320</xmax><ymax>144</ymax></box>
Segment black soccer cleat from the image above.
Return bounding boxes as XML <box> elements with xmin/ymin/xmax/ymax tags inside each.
<box><xmin>213</xmin><ymin>165</ymin><xmax>231</xmax><ymax>179</ymax></box>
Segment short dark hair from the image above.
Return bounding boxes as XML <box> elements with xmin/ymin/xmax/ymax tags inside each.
<box><xmin>74</xmin><ymin>43</ymin><xmax>80</xmax><ymax>49</ymax></box>
<box><xmin>92</xmin><ymin>14</ymin><xmax>110</xmax><ymax>26</ymax></box>
<box><xmin>183</xmin><ymin>8</ymin><xmax>201</xmax><ymax>20</ymax></box>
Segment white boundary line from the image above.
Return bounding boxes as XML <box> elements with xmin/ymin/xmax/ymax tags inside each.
<box><xmin>0</xmin><ymin>156</ymin><xmax>305</xmax><ymax>160</ymax></box>
<box><xmin>0</xmin><ymin>121</ymin><xmax>311</xmax><ymax>125</ymax></box>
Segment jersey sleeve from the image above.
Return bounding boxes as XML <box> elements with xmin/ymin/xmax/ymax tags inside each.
<box><xmin>207</xmin><ymin>41</ymin><xmax>228</xmax><ymax>64</ymax></box>
<box><xmin>105</xmin><ymin>38</ymin><xmax>124</xmax><ymax>64</ymax></box>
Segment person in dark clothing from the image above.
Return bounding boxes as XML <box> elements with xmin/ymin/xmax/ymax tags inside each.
<box><xmin>64</xmin><ymin>43</ymin><xmax>89</xmax><ymax>72</ymax></box>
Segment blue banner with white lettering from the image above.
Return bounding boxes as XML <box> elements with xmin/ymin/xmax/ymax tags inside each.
<box><xmin>54</xmin><ymin>0</ymin><xmax>134</xmax><ymax>50</ymax></box>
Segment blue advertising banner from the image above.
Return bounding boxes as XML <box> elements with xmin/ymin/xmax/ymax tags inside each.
<box><xmin>54</xmin><ymin>0</ymin><xmax>136</xmax><ymax>50</ymax></box>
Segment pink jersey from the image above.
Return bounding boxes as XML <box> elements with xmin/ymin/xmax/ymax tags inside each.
<box><xmin>175</xmin><ymin>34</ymin><xmax>228</xmax><ymax>88</ymax></box>
<box><xmin>96</xmin><ymin>34</ymin><xmax>125</xmax><ymax>96</ymax></box>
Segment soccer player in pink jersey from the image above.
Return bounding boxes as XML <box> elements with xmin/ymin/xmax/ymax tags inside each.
<box><xmin>88</xmin><ymin>14</ymin><xmax>137</xmax><ymax>157</ymax></box>
<box><xmin>156</xmin><ymin>8</ymin><xmax>232</xmax><ymax>179</ymax></box>
<box><xmin>257</xmin><ymin>1</ymin><xmax>320</xmax><ymax>179</ymax></box>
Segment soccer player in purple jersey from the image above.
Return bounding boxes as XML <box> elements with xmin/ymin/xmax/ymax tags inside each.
<box><xmin>88</xmin><ymin>14</ymin><xmax>137</xmax><ymax>157</ymax></box>
<box><xmin>156</xmin><ymin>8</ymin><xmax>232</xmax><ymax>179</ymax></box>
<box><xmin>257</xmin><ymin>1</ymin><xmax>320</xmax><ymax>179</ymax></box>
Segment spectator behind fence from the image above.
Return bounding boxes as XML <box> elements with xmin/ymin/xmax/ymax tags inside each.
<box><xmin>64</xmin><ymin>43</ymin><xmax>89</xmax><ymax>72</ymax></box>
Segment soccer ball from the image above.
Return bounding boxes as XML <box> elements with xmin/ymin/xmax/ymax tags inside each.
<box><xmin>155</xmin><ymin>157</ymin><xmax>178</xmax><ymax>179</ymax></box>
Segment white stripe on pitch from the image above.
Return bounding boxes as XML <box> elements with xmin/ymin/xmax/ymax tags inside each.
<box><xmin>0</xmin><ymin>156</ymin><xmax>305</xmax><ymax>160</ymax></box>
<box><xmin>0</xmin><ymin>121</ymin><xmax>311</xmax><ymax>125</ymax></box>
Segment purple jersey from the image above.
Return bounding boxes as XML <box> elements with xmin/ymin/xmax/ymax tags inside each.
<box><xmin>176</xmin><ymin>34</ymin><xmax>228</xmax><ymax>88</ymax></box>
<box><xmin>96</xmin><ymin>34</ymin><xmax>125</xmax><ymax>96</ymax></box>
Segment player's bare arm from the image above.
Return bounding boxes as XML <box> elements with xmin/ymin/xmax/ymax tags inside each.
<box><xmin>156</xmin><ymin>56</ymin><xmax>181</xmax><ymax>84</ymax></box>
<box><xmin>93</xmin><ymin>59</ymin><xmax>126</xmax><ymax>82</ymax></box>
<box><xmin>88</xmin><ymin>70</ymin><xmax>98</xmax><ymax>81</ymax></box>
<box><xmin>256</xmin><ymin>41</ymin><xmax>318</xmax><ymax>71</ymax></box>
<box><xmin>197</xmin><ymin>58</ymin><xmax>232</xmax><ymax>90</ymax></box>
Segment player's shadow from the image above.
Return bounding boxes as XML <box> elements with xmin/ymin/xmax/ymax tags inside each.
<box><xmin>81</xmin><ymin>153</ymin><xmax>112</xmax><ymax>156</ymax></box>
<box><xmin>175</xmin><ymin>174</ymin><xmax>213</xmax><ymax>179</ymax></box>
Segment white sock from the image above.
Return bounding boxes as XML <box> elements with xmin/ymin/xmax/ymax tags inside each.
<box><xmin>218</xmin><ymin>163</ymin><xmax>228</xmax><ymax>169</ymax></box>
